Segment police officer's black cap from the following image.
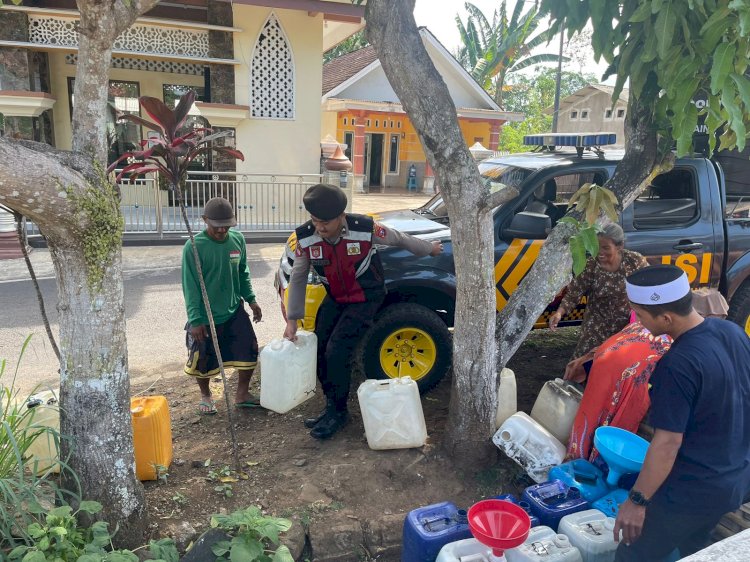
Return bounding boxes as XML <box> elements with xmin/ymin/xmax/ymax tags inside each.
<box><xmin>303</xmin><ymin>183</ymin><xmax>347</xmax><ymax>220</ymax></box>
<box><xmin>202</xmin><ymin>197</ymin><xmax>237</xmax><ymax>227</ymax></box>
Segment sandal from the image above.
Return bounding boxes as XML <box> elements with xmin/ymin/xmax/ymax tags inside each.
<box><xmin>235</xmin><ymin>395</ymin><xmax>261</xmax><ymax>409</ymax></box>
<box><xmin>198</xmin><ymin>399</ymin><xmax>217</xmax><ymax>415</ymax></box>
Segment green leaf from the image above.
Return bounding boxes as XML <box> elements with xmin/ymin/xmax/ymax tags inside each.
<box><xmin>106</xmin><ymin>552</ymin><xmax>139</xmax><ymax>562</ymax></box>
<box><xmin>655</xmin><ymin>1</ymin><xmax>677</xmax><ymax>59</ymax></box>
<box><xmin>91</xmin><ymin>521</ymin><xmax>111</xmax><ymax>548</ymax></box>
<box><xmin>78</xmin><ymin>501</ymin><xmax>103</xmax><ymax>515</ymax></box>
<box><xmin>580</xmin><ymin>226</ymin><xmax>600</xmax><ymax>257</ymax></box>
<box><xmin>711</xmin><ymin>42</ymin><xmax>736</xmax><ymax>94</ymax></box>
<box><xmin>271</xmin><ymin>545</ymin><xmax>294</xmax><ymax>562</ymax></box>
<box><xmin>47</xmin><ymin>506</ymin><xmax>73</xmax><ymax>519</ymax></box>
<box><xmin>148</xmin><ymin>539</ymin><xmax>179</xmax><ymax>562</ymax></box>
<box><xmin>21</xmin><ymin>552</ymin><xmax>46</xmax><ymax>562</ymax></box>
<box><xmin>77</xmin><ymin>555</ymin><xmax>104</xmax><ymax>562</ymax></box>
<box><xmin>557</xmin><ymin>216</ymin><xmax>580</xmax><ymax>228</ymax></box>
<box><xmin>570</xmin><ymin>235</ymin><xmax>587</xmax><ymax>276</ymax></box>
<box><xmin>629</xmin><ymin>2</ymin><xmax>653</xmax><ymax>22</ymax></box>
<box><xmin>229</xmin><ymin>537</ymin><xmax>263</xmax><ymax>561</ymax></box>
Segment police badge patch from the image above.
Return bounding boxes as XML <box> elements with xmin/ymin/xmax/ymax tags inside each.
<box><xmin>310</xmin><ymin>247</ymin><xmax>323</xmax><ymax>259</ymax></box>
<box><xmin>346</xmin><ymin>242</ymin><xmax>361</xmax><ymax>255</ymax></box>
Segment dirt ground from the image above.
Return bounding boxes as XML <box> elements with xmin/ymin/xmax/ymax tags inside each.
<box><xmin>137</xmin><ymin>327</ymin><xmax>579</xmax><ymax>561</ymax></box>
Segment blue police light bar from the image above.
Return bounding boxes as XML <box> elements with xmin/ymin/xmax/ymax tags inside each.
<box><xmin>523</xmin><ymin>132</ymin><xmax>617</xmax><ymax>147</ymax></box>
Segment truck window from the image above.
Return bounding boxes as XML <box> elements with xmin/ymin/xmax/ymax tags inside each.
<box><xmin>633</xmin><ymin>168</ymin><xmax>698</xmax><ymax>229</ymax></box>
<box><xmin>522</xmin><ymin>171</ymin><xmax>606</xmax><ymax>226</ymax></box>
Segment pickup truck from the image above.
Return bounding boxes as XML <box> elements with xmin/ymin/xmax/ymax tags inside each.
<box><xmin>299</xmin><ymin>133</ymin><xmax>750</xmax><ymax>392</ymax></box>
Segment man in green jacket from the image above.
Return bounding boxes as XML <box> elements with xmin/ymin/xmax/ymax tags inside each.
<box><xmin>182</xmin><ymin>197</ymin><xmax>262</xmax><ymax>415</ymax></box>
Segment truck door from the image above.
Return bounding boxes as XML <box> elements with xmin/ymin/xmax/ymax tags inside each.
<box><xmin>494</xmin><ymin>168</ymin><xmax>611</xmax><ymax>327</ymax></box>
<box><xmin>622</xmin><ymin>165</ymin><xmax>716</xmax><ymax>288</ymax></box>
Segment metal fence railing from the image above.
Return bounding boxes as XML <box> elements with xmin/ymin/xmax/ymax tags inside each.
<box><xmin>26</xmin><ymin>171</ymin><xmax>354</xmax><ymax>238</ymax></box>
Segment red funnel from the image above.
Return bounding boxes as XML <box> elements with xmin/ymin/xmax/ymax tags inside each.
<box><xmin>467</xmin><ymin>499</ymin><xmax>531</xmax><ymax>557</ymax></box>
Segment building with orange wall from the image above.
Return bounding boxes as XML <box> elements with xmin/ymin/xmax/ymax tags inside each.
<box><xmin>321</xmin><ymin>28</ymin><xmax>523</xmax><ymax>192</ymax></box>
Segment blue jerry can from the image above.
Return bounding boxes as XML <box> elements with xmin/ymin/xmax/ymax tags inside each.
<box><xmin>401</xmin><ymin>501</ymin><xmax>471</xmax><ymax>562</ymax></box>
<box><xmin>549</xmin><ymin>459</ymin><xmax>611</xmax><ymax>503</ymax></box>
<box><xmin>493</xmin><ymin>494</ymin><xmax>541</xmax><ymax>527</ymax></box>
<box><xmin>592</xmin><ymin>488</ymin><xmax>629</xmax><ymax>518</ymax></box>
<box><xmin>521</xmin><ymin>479</ymin><xmax>590</xmax><ymax>531</ymax></box>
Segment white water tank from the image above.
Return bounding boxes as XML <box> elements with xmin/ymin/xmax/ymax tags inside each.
<box><xmin>259</xmin><ymin>331</ymin><xmax>317</xmax><ymax>414</ymax></box>
<box><xmin>558</xmin><ymin>510</ymin><xmax>618</xmax><ymax>562</ymax></box>
<box><xmin>357</xmin><ymin>377</ymin><xmax>427</xmax><ymax>450</ymax></box>
<box><xmin>493</xmin><ymin>411</ymin><xmax>566</xmax><ymax>483</ymax></box>
<box><xmin>530</xmin><ymin>378</ymin><xmax>582</xmax><ymax>445</ymax></box>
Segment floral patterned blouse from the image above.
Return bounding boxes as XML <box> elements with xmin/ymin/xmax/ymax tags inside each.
<box><xmin>558</xmin><ymin>249</ymin><xmax>649</xmax><ymax>359</ymax></box>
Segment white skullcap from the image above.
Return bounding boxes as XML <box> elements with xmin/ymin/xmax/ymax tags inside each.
<box><xmin>626</xmin><ymin>265</ymin><xmax>690</xmax><ymax>305</ymax></box>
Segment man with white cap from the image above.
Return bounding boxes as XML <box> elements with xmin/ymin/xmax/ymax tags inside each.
<box><xmin>284</xmin><ymin>183</ymin><xmax>443</xmax><ymax>439</ymax></box>
<box><xmin>614</xmin><ymin>265</ymin><xmax>750</xmax><ymax>560</ymax></box>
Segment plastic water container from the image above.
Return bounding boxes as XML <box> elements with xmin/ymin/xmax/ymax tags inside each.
<box><xmin>358</xmin><ymin>377</ymin><xmax>427</xmax><ymax>450</ymax></box>
<box><xmin>521</xmin><ymin>480</ymin><xmax>590</xmax><ymax>531</ymax></box>
<box><xmin>530</xmin><ymin>378</ymin><xmax>582</xmax><ymax>445</ymax></box>
<box><xmin>20</xmin><ymin>389</ymin><xmax>60</xmax><ymax>474</ymax></box>
<box><xmin>505</xmin><ymin>526</ymin><xmax>583</xmax><ymax>562</ymax></box>
<box><xmin>131</xmin><ymin>396</ymin><xmax>173</xmax><ymax>481</ymax></box>
<box><xmin>591</xmin><ymin>489</ymin><xmax>628</xmax><ymax>518</ymax></box>
<box><xmin>436</xmin><ymin>538</ymin><xmax>502</xmax><ymax>562</ymax></box>
<box><xmin>495</xmin><ymin>368</ymin><xmax>517</xmax><ymax>430</ymax></box>
<box><xmin>559</xmin><ymin>510</ymin><xmax>617</xmax><ymax>562</ymax></box>
<box><xmin>402</xmin><ymin>501</ymin><xmax>471</xmax><ymax>562</ymax></box>
<box><xmin>493</xmin><ymin>412</ymin><xmax>566</xmax><ymax>483</ymax></box>
<box><xmin>493</xmin><ymin>495</ymin><xmax>540</xmax><ymax>527</ymax></box>
<box><xmin>259</xmin><ymin>330</ymin><xmax>317</xmax><ymax>414</ymax></box>
<box><xmin>549</xmin><ymin>460</ymin><xmax>611</xmax><ymax>503</ymax></box>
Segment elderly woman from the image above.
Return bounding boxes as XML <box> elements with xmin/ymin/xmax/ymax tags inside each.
<box><xmin>548</xmin><ymin>223</ymin><xmax>648</xmax><ymax>360</ymax></box>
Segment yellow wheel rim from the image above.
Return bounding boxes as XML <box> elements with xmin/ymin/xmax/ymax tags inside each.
<box><xmin>745</xmin><ymin>315</ymin><xmax>750</xmax><ymax>336</ymax></box>
<box><xmin>379</xmin><ymin>328</ymin><xmax>437</xmax><ymax>381</ymax></box>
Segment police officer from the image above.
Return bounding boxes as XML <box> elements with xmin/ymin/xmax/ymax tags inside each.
<box><xmin>284</xmin><ymin>184</ymin><xmax>443</xmax><ymax>439</ymax></box>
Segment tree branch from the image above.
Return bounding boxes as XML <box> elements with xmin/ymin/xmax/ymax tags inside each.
<box><xmin>488</xmin><ymin>185</ymin><xmax>519</xmax><ymax>208</ymax></box>
<box><xmin>0</xmin><ymin>137</ymin><xmax>97</xmax><ymax>239</ymax></box>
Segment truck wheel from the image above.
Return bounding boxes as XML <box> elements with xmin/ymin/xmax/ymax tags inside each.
<box><xmin>358</xmin><ymin>303</ymin><xmax>452</xmax><ymax>393</ymax></box>
<box><xmin>728</xmin><ymin>283</ymin><xmax>750</xmax><ymax>336</ymax></box>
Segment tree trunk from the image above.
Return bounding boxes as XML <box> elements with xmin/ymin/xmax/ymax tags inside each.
<box><xmin>366</xmin><ymin>0</ymin><xmax>498</xmax><ymax>467</ymax></box>
<box><xmin>0</xmin><ymin>137</ymin><xmax>147</xmax><ymax>545</ymax></box>
<box><xmin>72</xmin><ymin>0</ymin><xmax>160</xmax><ymax>160</ymax></box>
<box><xmin>50</xmin><ymin>239</ymin><xmax>147</xmax><ymax>544</ymax></box>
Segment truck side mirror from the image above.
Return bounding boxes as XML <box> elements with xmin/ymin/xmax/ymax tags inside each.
<box><xmin>503</xmin><ymin>211</ymin><xmax>551</xmax><ymax>240</ymax></box>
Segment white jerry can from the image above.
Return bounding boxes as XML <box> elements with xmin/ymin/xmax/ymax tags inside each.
<box><xmin>493</xmin><ymin>411</ymin><xmax>566</xmax><ymax>483</ymax></box>
<box><xmin>496</xmin><ymin>368</ymin><xmax>518</xmax><ymax>430</ymax></box>
<box><xmin>530</xmin><ymin>378</ymin><xmax>583</xmax><ymax>445</ymax></box>
<box><xmin>259</xmin><ymin>330</ymin><xmax>317</xmax><ymax>414</ymax></box>
<box><xmin>19</xmin><ymin>389</ymin><xmax>61</xmax><ymax>474</ymax></box>
<box><xmin>357</xmin><ymin>377</ymin><xmax>427</xmax><ymax>450</ymax></box>
<box><xmin>558</xmin><ymin>510</ymin><xmax>618</xmax><ymax>562</ymax></box>
<box><xmin>505</xmin><ymin>526</ymin><xmax>583</xmax><ymax>562</ymax></box>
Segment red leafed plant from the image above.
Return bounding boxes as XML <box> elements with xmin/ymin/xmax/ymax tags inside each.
<box><xmin>106</xmin><ymin>90</ymin><xmax>243</xmax><ymax>187</ymax></box>
<box><xmin>109</xmin><ymin>90</ymin><xmax>244</xmax><ymax>465</ymax></box>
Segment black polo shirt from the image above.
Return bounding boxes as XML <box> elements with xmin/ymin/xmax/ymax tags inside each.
<box><xmin>649</xmin><ymin>318</ymin><xmax>750</xmax><ymax>513</ymax></box>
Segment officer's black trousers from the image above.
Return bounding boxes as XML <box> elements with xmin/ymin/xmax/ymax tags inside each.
<box><xmin>315</xmin><ymin>294</ymin><xmax>384</xmax><ymax>410</ymax></box>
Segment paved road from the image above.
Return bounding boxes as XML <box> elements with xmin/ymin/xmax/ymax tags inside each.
<box><xmin>0</xmin><ymin>246</ymin><xmax>287</xmax><ymax>395</ymax></box>
<box><xmin>0</xmin><ymin>191</ymin><xmax>432</xmax><ymax>395</ymax></box>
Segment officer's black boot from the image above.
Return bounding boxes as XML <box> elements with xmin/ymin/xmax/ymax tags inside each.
<box><xmin>309</xmin><ymin>406</ymin><xmax>349</xmax><ymax>439</ymax></box>
<box><xmin>304</xmin><ymin>398</ymin><xmax>336</xmax><ymax>428</ymax></box>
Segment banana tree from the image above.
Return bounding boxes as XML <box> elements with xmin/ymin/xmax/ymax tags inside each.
<box><xmin>108</xmin><ymin>90</ymin><xmax>245</xmax><ymax>466</ymax></box>
<box><xmin>455</xmin><ymin>1</ymin><xmax>566</xmax><ymax>106</ymax></box>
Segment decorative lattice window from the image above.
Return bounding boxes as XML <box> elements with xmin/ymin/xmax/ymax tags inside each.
<box><xmin>251</xmin><ymin>14</ymin><xmax>295</xmax><ymax>119</ymax></box>
<box><xmin>65</xmin><ymin>54</ymin><xmax>203</xmax><ymax>76</ymax></box>
<box><xmin>30</xmin><ymin>16</ymin><xmax>209</xmax><ymax>59</ymax></box>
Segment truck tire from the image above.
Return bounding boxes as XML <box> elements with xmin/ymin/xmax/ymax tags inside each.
<box><xmin>357</xmin><ymin>303</ymin><xmax>452</xmax><ymax>393</ymax></box>
<box><xmin>728</xmin><ymin>283</ymin><xmax>750</xmax><ymax>336</ymax></box>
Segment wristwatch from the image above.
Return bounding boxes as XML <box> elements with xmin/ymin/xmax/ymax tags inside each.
<box><xmin>628</xmin><ymin>489</ymin><xmax>651</xmax><ymax>507</ymax></box>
